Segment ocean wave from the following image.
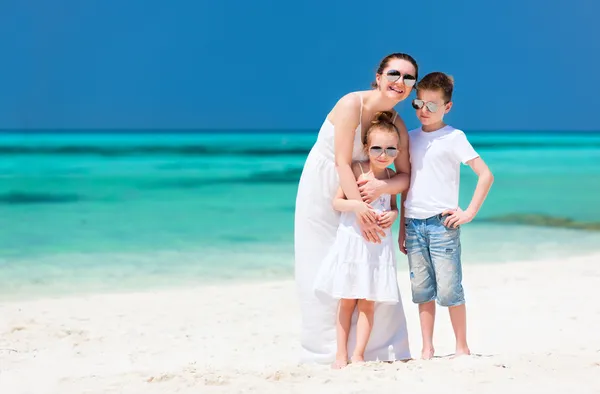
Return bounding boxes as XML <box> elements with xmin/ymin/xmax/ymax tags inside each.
<box><xmin>0</xmin><ymin>145</ymin><xmax>309</xmax><ymax>156</ymax></box>
<box><xmin>142</xmin><ymin>168</ymin><xmax>303</xmax><ymax>189</ymax></box>
<box><xmin>0</xmin><ymin>141</ymin><xmax>599</xmax><ymax>157</ymax></box>
<box><xmin>482</xmin><ymin>214</ymin><xmax>600</xmax><ymax>231</ymax></box>
<box><xmin>0</xmin><ymin>192</ymin><xmax>82</xmax><ymax>205</ymax></box>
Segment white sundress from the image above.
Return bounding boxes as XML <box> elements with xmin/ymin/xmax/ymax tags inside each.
<box><xmin>313</xmin><ymin>164</ymin><xmax>400</xmax><ymax>304</ymax></box>
<box><xmin>294</xmin><ymin>92</ymin><xmax>410</xmax><ymax>364</ymax></box>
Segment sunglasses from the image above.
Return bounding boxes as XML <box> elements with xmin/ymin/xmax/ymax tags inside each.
<box><xmin>412</xmin><ymin>99</ymin><xmax>443</xmax><ymax>113</ymax></box>
<box><xmin>384</xmin><ymin>70</ymin><xmax>417</xmax><ymax>87</ymax></box>
<box><xmin>369</xmin><ymin>146</ymin><xmax>398</xmax><ymax>158</ymax></box>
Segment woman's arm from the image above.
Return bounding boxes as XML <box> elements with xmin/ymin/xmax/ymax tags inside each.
<box><xmin>330</xmin><ymin>95</ymin><xmax>385</xmax><ymax>243</ymax></box>
<box><xmin>331</xmin><ymin>95</ymin><xmax>365</xmax><ymax>202</ymax></box>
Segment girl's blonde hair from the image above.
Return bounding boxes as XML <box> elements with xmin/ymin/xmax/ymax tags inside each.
<box><xmin>362</xmin><ymin>111</ymin><xmax>400</xmax><ymax>146</ymax></box>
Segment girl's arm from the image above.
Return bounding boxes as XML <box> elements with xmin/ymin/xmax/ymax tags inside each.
<box><xmin>332</xmin><ymin>186</ymin><xmax>362</xmax><ymax>212</ymax></box>
<box><xmin>332</xmin><ymin>163</ymin><xmax>377</xmax><ymax>222</ymax></box>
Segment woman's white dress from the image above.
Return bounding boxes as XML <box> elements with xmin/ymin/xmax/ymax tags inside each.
<box><xmin>294</xmin><ymin>93</ymin><xmax>411</xmax><ymax>363</ymax></box>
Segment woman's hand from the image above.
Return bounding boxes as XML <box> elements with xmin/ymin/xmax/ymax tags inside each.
<box><xmin>358</xmin><ymin>220</ymin><xmax>385</xmax><ymax>243</ymax></box>
<box><xmin>357</xmin><ymin>177</ymin><xmax>385</xmax><ymax>204</ymax></box>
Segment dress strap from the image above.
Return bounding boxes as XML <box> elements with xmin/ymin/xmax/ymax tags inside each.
<box><xmin>358</xmin><ymin>93</ymin><xmax>364</xmax><ymax>125</ymax></box>
<box><xmin>392</xmin><ymin>111</ymin><xmax>398</xmax><ymax>123</ymax></box>
<box><xmin>357</xmin><ymin>92</ymin><xmax>365</xmax><ymax>144</ymax></box>
<box><xmin>385</xmin><ymin>168</ymin><xmax>391</xmax><ymax>179</ymax></box>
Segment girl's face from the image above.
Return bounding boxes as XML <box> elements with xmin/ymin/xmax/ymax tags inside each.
<box><xmin>366</xmin><ymin>129</ymin><xmax>399</xmax><ymax>170</ymax></box>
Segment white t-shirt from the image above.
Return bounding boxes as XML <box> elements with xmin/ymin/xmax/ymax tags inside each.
<box><xmin>404</xmin><ymin>125</ymin><xmax>479</xmax><ymax>219</ymax></box>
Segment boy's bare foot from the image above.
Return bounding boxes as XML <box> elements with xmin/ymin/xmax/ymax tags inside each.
<box><xmin>331</xmin><ymin>359</ymin><xmax>349</xmax><ymax>369</ymax></box>
<box><xmin>421</xmin><ymin>347</ymin><xmax>435</xmax><ymax>360</ymax></box>
<box><xmin>452</xmin><ymin>347</ymin><xmax>471</xmax><ymax>358</ymax></box>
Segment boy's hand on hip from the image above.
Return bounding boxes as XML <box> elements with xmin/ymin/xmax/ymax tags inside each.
<box><xmin>442</xmin><ymin>207</ymin><xmax>474</xmax><ymax>228</ymax></box>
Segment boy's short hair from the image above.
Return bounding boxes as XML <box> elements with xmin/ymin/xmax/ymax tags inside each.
<box><xmin>416</xmin><ymin>72</ymin><xmax>454</xmax><ymax>103</ymax></box>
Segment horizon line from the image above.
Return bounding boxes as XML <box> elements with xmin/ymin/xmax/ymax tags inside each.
<box><xmin>1</xmin><ymin>128</ymin><xmax>599</xmax><ymax>134</ymax></box>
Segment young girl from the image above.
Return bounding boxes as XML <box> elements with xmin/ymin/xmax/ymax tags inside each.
<box><xmin>313</xmin><ymin>111</ymin><xmax>402</xmax><ymax>369</ymax></box>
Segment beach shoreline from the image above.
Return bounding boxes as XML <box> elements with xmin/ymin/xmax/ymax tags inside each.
<box><xmin>1</xmin><ymin>252</ymin><xmax>600</xmax><ymax>393</ymax></box>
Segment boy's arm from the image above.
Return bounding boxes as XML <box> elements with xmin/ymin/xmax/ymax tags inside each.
<box><xmin>443</xmin><ymin>156</ymin><xmax>494</xmax><ymax>228</ymax></box>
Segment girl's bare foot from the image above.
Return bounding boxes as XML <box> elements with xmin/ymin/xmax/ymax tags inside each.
<box><xmin>350</xmin><ymin>355</ymin><xmax>365</xmax><ymax>364</ymax></box>
<box><xmin>331</xmin><ymin>359</ymin><xmax>348</xmax><ymax>369</ymax></box>
<box><xmin>421</xmin><ymin>347</ymin><xmax>435</xmax><ymax>360</ymax></box>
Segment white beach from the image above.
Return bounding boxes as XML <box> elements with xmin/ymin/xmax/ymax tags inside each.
<box><xmin>1</xmin><ymin>253</ymin><xmax>600</xmax><ymax>394</ymax></box>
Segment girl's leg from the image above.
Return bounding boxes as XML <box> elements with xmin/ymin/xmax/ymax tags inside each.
<box><xmin>352</xmin><ymin>299</ymin><xmax>375</xmax><ymax>362</ymax></box>
<box><xmin>333</xmin><ymin>298</ymin><xmax>357</xmax><ymax>369</ymax></box>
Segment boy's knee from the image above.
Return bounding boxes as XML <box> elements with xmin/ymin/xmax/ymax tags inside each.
<box><xmin>436</xmin><ymin>283</ymin><xmax>465</xmax><ymax>307</ymax></box>
<box><xmin>409</xmin><ymin>269</ymin><xmax>436</xmax><ymax>304</ymax></box>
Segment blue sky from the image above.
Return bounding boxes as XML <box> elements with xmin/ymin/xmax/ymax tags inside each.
<box><xmin>0</xmin><ymin>0</ymin><xmax>598</xmax><ymax>131</ymax></box>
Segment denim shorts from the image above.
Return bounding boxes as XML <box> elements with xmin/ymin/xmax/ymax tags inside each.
<box><xmin>404</xmin><ymin>214</ymin><xmax>465</xmax><ymax>307</ymax></box>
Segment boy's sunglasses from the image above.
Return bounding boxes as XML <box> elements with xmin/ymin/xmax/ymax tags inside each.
<box><xmin>384</xmin><ymin>70</ymin><xmax>416</xmax><ymax>87</ymax></box>
<box><xmin>412</xmin><ymin>99</ymin><xmax>442</xmax><ymax>113</ymax></box>
<box><xmin>369</xmin><ymin>146</ymin><xmax>398</xmax><ymax>158</ymax></box>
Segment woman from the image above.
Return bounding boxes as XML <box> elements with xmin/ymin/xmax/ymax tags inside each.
<box><xmin>294</xmin><ymin>53</ymin><xmax>419</xmax><ymax>364</ymax></box>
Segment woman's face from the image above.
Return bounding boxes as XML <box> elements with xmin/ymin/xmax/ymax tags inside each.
<box><xmin>376</xmin><ymin>58</ymin><xmax>417</xmax><ymax>102</ymax></box>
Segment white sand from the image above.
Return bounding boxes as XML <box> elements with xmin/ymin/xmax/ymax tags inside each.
<box><xmin>1</xmin><ymin>253</ymin><xmax>600</xmax><ymax>394</ymax></box>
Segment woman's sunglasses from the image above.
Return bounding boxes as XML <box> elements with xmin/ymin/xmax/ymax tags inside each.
<box><xmin>412</xmin><ymin>99</ymin><xmax>442</xmax><ymax>113</ymax></box>
<box><xmin>384</xmin><ymin>70</ymin><xmax>417</xmax><ymax>87</ymax></box>
<box><xmin>369</xmin><ymin>146</ymin><xmax>398</xmax><ymax>158</ymax></box>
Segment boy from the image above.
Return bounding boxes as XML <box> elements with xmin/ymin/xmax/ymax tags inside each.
<box><xmin>400</xmin><ymin>72</ymin><xmax>494</xmax><ymax>359</ymax></box>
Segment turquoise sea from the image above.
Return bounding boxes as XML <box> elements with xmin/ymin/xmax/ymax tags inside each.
<box><xmin>1</xmin><ymin>130</ymin><xmax>599</xmax><ymax>300</ymax></box>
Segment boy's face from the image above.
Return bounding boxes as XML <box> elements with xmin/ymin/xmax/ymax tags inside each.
<box><xmin>414</xmin><ymin>89</ymin><xmax>452</xmax><ymax>127</ymax></box>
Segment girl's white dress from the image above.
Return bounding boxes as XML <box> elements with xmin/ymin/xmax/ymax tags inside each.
<box><xmin>313</xmin><ymin>166</ymin><xmax>400</xmax><ymax>304</ymax></box>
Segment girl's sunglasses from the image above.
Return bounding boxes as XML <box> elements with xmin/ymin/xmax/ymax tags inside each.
<box><xmin>412</xmin><ymin>99</ymin><xmax>442</xmax><ymax>113</ymax></box>
<box><xmin>384</xmin><ymin>70</ymin><xmax>417</xmax><ymax>87</ymax></box>
<box><xmin>369</xmin><ymin>146</ymin><xmax>398</xmax><ymax>158</ymax></box>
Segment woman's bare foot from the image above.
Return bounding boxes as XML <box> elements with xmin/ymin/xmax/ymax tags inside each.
<box><xmin>452</xmin><ymin>346</ymin><xmax>471</xmax><ymax>358</ymax></box>
<box><xmin>331</xmin><ymin>359</ymin><xmax>349</xmax><ymax>369</ymax></box>
<box><xmin>421</xmin><ymin>347</ymin><xmax>435</xmax><ymax>360</ymax></box>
